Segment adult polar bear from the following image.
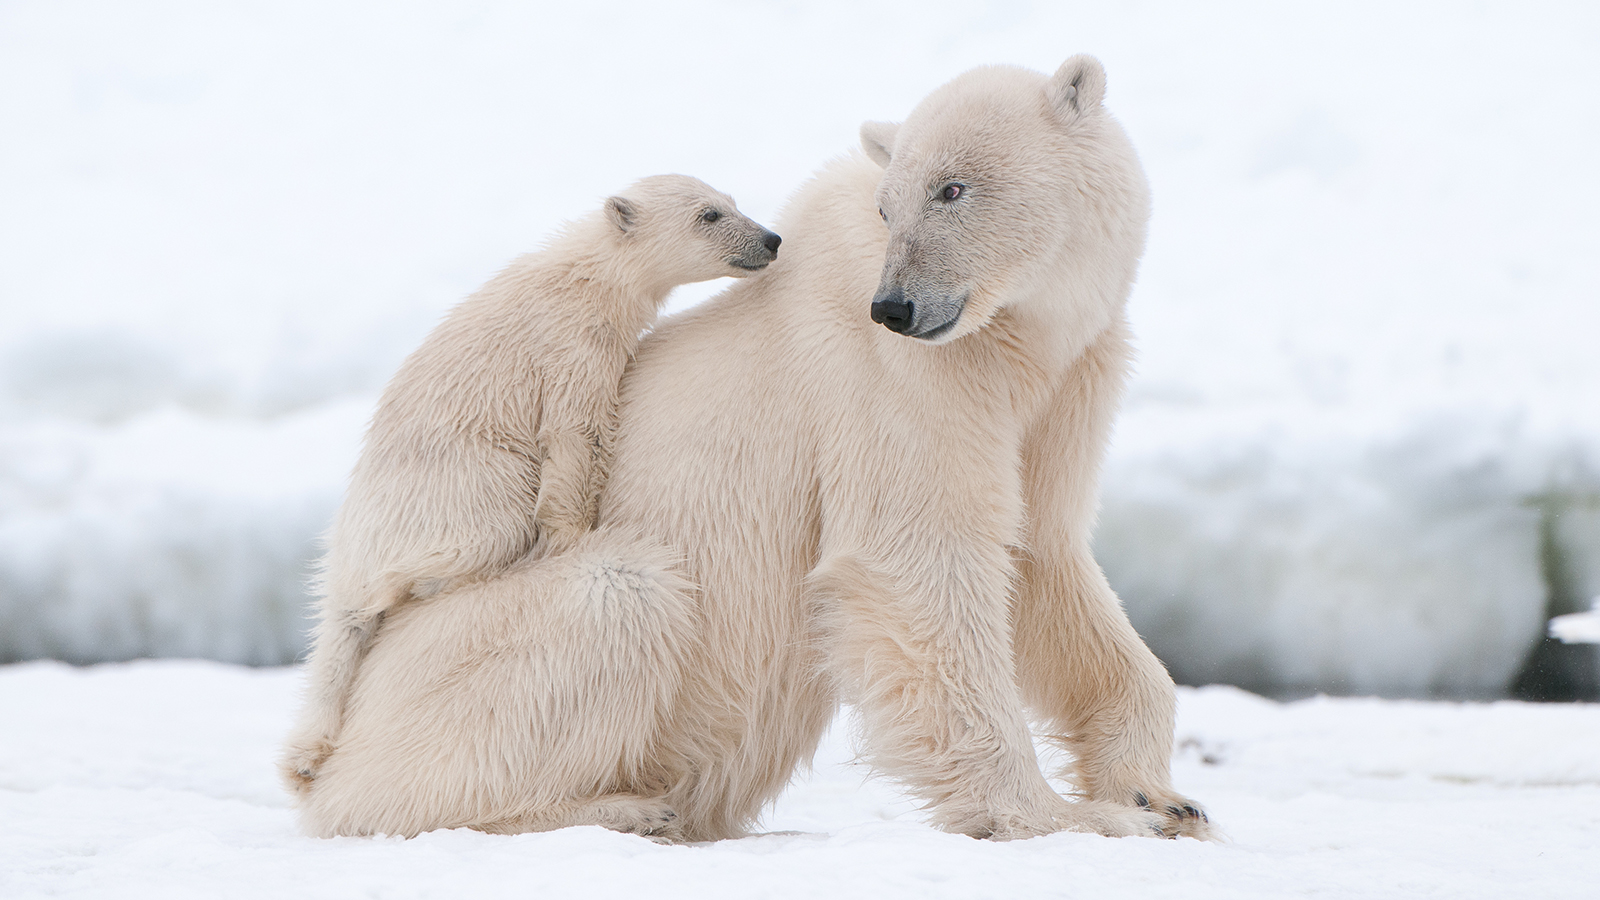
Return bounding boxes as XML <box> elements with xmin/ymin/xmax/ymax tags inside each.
<box><xmin>300</xmin><ymin>56</ymin><xmax>1210</xmax><ymax>842</ymax></box>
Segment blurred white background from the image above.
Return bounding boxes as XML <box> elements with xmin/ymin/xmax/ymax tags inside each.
<box><xmin>1</xmin><ymin>0</ymin><xmax>1596</xmax><ymax>698</ymax></box>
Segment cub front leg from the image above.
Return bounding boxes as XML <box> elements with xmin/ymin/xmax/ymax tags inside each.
<box><xmin>279</xmin><ymin>599</ymin><xmax>389</xmax><ymax>794</ymax></box>
<box><xmin>533</xmin><ymin>427</ymin><xmax>604</xmax><ymax>554</ymax></box>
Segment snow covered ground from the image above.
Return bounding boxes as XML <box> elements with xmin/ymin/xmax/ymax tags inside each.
<box><xmin>3</xmin><ymin>660</ymin><xmax>1598</xmax><ymax>899</ymax></box>
<box><xmin>2</xmin><ymin>1</ymin><xmax>1598</xmax><ymax>695</ymax></box>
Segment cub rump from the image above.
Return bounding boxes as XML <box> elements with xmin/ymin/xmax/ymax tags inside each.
<box><xmin>280</xmin><ymin>176</ymin><xmax>780</xmax><ymax>793</ymax></box>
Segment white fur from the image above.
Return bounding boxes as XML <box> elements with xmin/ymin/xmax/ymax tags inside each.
<box><xmin>298</xmin><ymin>58</ymin><xmax>1211</xmax><ymax>842</ymax></box>
<box><xmin>280</xmin><ymin>176</ymin><xmax>776</xmax><ymax>794</ymax></box>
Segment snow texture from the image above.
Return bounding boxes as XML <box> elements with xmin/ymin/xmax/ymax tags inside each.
<box><xmin>1</xmin><ymin>2</ymin><xmax>1598</xmax><ymax>695</ymax></box>
<box><xmin>2</xmin><ymin>660</ymin><xmax>1597</xmax><ymax>899</ymax></box>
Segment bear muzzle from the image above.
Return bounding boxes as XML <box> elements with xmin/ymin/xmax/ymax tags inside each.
<box><xmin>870</xmin><ymin>287</ymin><xmax>915</xmax><ymax>334</ymax></box>
<box><xmin>871</xmin><ymin>285</ymin><xmax>966</xmax><ymax>340</ymax></box>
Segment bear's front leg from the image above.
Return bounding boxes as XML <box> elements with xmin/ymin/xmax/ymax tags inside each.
<box><xmin>1010</xmin><ymin>317</ymin><xmax>1214</xmax><ymax>840</ymax></box>
<box><xmin>1011</xmin><ymin>538</ymin><xmax>1214</xmax><ymax>841</ymax></box>
<box><xmin>811</xmin><ymin>551</ymin><xmax>1165</xmax><ymax>840</ymax></box>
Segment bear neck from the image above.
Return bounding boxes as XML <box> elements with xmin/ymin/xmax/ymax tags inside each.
<box><xmin>538</xmin><ymin>215</ymin><xmax>676</xmax><ymax>331</ymax></box>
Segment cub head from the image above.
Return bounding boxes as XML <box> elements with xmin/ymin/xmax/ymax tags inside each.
<box><xmin>859</xmin><ymin>55</ymin><xmax>1150</xmax><ymax>343</ymax></box>
<box><xmin>603</xmin><ymin>175</ymin><xmax>781</xmax><ymax>286</ymax></box>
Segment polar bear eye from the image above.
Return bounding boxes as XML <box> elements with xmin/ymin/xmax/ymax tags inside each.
<box><xmin>879</xmin><ymin>207</ymin><xmax>887</xmax><ymax>222</ymax></box>
<box><xmin>940</xmin><ymin>183</ymin><xmax>964</xmax><ymax>202</ymax></box>
<box><xmin>701</xmin><ymin>209</ymin><xmax>722</xmax><ymax>223</ymax></box>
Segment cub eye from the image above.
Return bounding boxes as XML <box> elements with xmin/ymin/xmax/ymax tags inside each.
<box><xmin>701</xmin><ymin>209</ymin><xmax>721</xmax><ymax>223</ymax></box>
<box><xmin>878</xmin><ymin>207</ymin><xmax>887</xmax><ymax>222</ymax></box>
<box><xmin>940</xmin><ymin>183</ymin><xmax>964</xmax><ymax>202</ymax></box>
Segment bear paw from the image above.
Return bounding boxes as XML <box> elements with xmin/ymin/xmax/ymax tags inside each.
<box><xmin>278</xmin><ymin>737</ymin><xmax>335</xmax><ymax>796</ymax></box>
<box><xmin>1131</xmin><ymin>789</ymin><xmax>1216</xmax><ymax>840</ymax></box>
<box><xmin>584</xmin><ymin>794</ymin><xmax>685</xmax><ymax>843</ymax></box>
<box><xmin>534</xmin><ymin>522</ymin><xmax>588</xmax><ymax>559</ymax></box>
<box><xmin>622</xmin><ymin>805</ymin><xmax>683</xmax><ymax>844</ymax></box>
<box><xmin>1051</xmin><ymin>799</ymin><xmax>1170</xmax><ymax>839</ymax></box>
<box><xmin>949</xmin><ymin>797</ymin><xmax>1166</xmax><ymax>841</ymax></box>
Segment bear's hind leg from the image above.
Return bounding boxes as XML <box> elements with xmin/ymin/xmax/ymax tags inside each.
<box><xmin>298</xmin><ymin>530</ymin><xmax>703</xmax><ymax>840</ymax></box>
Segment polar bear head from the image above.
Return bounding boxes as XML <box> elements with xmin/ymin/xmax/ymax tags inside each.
<box><xmin>603</xmin><ymin>175</ymin><xmax>782</xmax><ymax>286</ymax></box>
<box><xmin>859</xmin><ymin>56</ymin><xmax>1150</xmax><ymax>344</ymax></box>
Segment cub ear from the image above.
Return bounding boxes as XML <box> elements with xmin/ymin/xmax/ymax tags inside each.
<box><xmin>604</xmin><ymin>196</ymin><xmax>637</xmax><ymax>233</ymax></box>
<box><xmin>860</xmin><ymin>120</ymin><xmax>900</xmax><ymax>168</ymax></box>
<box><xmin>1046</xmin><ymin>54</ymin><xmax>1106</xmax><ymax>121</ymax></box>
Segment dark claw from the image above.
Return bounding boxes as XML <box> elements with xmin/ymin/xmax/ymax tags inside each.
<box><xmin>1182</xmin><ymin>805</ymin><xmax>1200</xmax><ymax>819</ymax></box>
<box><xmin>1166</xmin><ymin>806</ymin><xmax>1184</xmax><ymax>819</ymax></box>
<box><xmin>1133</xmin><ymin>792</ymin><xmax>1149</xmax><ymax>808</ymax></box>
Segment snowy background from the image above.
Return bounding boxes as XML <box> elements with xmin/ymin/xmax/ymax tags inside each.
<box><xmin>4</xmin><ymin>0</ymin><xmax>1596</xmax><ymax>698</ymax></box>
<box><xmin>4</xmin><ymin>2</ymin><xmax>1599</xmax><ymax>895</ymax></box>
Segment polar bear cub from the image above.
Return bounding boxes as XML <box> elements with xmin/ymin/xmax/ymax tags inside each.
<box><xmin>280</xmin><ymin>175</ymin><xmax>781</xmax><ymax>793</ymax></box>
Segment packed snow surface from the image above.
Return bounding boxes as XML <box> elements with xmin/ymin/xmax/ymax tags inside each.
<box><xmin>1</xmin><ymin>1</ymin><xmax>1598</xmax><ymax>693</ymax></box>
<box><xmin>2</xmin><ymin>660</ymin><xmax>1597</xmax><ymax>899</ymax></box>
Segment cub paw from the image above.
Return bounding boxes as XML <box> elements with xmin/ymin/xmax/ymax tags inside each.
<box><xmin>279</xmin><ymin>737</ymin><xmax>335</xmax><ymax>796</ymax></box>
<box><xmin>535</xmin><ymin>521</ymin><xmax>587</xmax><ymax>558</ymax></box>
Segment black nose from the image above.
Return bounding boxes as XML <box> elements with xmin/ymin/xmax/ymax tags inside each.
<box><xmin>761</xmin><ymin>231</ymin><xmax>782</xmax><ymax>255</ymax></box>
<box><xmin>870</xmin><ymin>287</ymin><xmax>914</xmax><ymax>334</ymax></box>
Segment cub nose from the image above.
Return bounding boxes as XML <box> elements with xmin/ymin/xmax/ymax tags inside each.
<box><xmin>761</xmin><ymin>230</ymin><xmax>782</xmax><ymax>255</ymax></box>
<box><xmin>870</xmin><ymin>287</ymin><xmax>914</xmax><ymax>334</ymax></box>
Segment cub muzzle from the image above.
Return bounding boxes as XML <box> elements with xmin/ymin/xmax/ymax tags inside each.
<box><xmin>730</xmin><ymin>228</ymin><xmax>782</xmax><ymax>271</ymax></box>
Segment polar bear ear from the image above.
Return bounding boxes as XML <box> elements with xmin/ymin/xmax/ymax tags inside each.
<box><xmin>860</xmin><ymin>120</ymin><xmax>900</xmax><ymax>168</ymax></box>
<box><xmin>1047</xmin><ymin>54</ymin><xmax>1106</xmax><ymax>122</ymax></box>
<box><xmin>604</xmin><ymin>196</ymin><xmax>637</xmax><ymax>233</ymax></box>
